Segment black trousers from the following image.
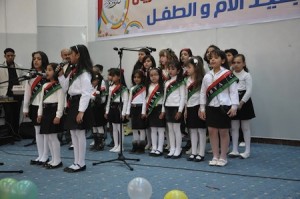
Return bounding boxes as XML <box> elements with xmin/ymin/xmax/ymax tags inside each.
<box><xmin>3</xmin><ymin>96</ymin><xmax>22</xmax><ymax>136</ymax></box>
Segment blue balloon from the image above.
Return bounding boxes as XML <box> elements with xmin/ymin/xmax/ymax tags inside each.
<box><xmin>9</xmin><ymin>180</ymin><xmax>38</xmax><ymax>199</ymax></box>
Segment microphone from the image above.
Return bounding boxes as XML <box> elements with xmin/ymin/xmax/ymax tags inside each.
<box><xmin>113</xmin><ymin>47</ymin><xmax>119</xmax><ymax>51</ymax></box>
<box><xmin>54</xmin><ymin>60</ymin><xmax>69</xmax><ymax>77</ymax></box>
<box><xmin>25</xmin><ymin>71</ymin><xmax>46</xmax><ymax>79</ymax></box>
<box><xmin>145</xmin><ymin>46</ymin><xmax>156</xmax><ymax>52</ymax></box>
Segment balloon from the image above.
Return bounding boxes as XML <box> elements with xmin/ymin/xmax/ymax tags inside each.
<box><xmin>164</xmin><ymin>190</ymin><xmax>188</xmax><ymax>199</ymax></box>
<box><xmin>0</xmin><ymin>178</ymin><xmax>18</xmax><ymax>199</ymax></box>
<box><xmin>9</xmin><ymin>180</ymin><xmax>38</xmax><ymax>199</ymax></box>
<box><xmin>128</xmin><ymin>177</ymin><xmax>152</xmax><ymax>199</ymax></box>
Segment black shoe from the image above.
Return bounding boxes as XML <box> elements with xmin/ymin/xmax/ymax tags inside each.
<box><xmin>187</xmin><ymin>154</ymin><xmax>196</xmax><ymax>161</ymax></box>
<box><xmin>194</xmin><ymin>155</ymin><xmax>204</xmax><ymax>162</ymax></box>
<box><xmin>30</xmin><ymin>160</ymin><xmax>39</xmax><ymax>165</ymax></box>
<box><xmin>37</xmin><ymin>159</ymin><xmax>49</xmax><ymax>165</ymax></box>
<box><xmin>63</xmin><ymin>164</ymin><xmax>76</xmax><ymax>172</ymax></box>
<box><xmin>68</xmin><ymin>145</ymin><xmax>74</xmax><ymax>150</ymax></box>
<box><xmin>67</xmin><ymin>165</ymin><xmax>86</xmax><ymax>173</ymax></box>
<box><xmin>46</xmin><ymin>162</ymin><xmax>63</xmax><ymax>169</ymax></box>
<box><xmin>164</xmin><ymin>154</ymin><xmax>173</xmax><ymax>159</ymax></box>
<box><xmin>153</xmin><ymin>150</ymin><xmax>163</xmax><ymax>157</ymax></box>
<box><xmin>107</xmin><ymin>140</ymin><xmax>114</xmax><ymax>147</ymax></box>
<box><xmin>171</xmin><ymin>152</ymin><xmax>182</xmax><ymax>159</ymax></box>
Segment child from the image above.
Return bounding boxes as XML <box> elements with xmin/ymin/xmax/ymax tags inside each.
<box><xmin>199</xmin><ymin>49</ymin><xmax>239</xmax><ymax>167</ymax></box>
<box><xmin>126</xmin><ymin>70</ymin><xmax>147</xmax><ymax>153</ymax></box>
<box><xmin>179</xmin><ymin>48</ymin><xmax>193</xmax><ymax>77</ymax></box>
<box><xmin>132</xmin><ymin>48</ymin><xmax>151</xmax><ymax>73</ymax></box>
<box><xmin>224</xmin><ymin>48</ymin><xmax>239</xmax><ymax>70</ymax></box>
<box><xmin>159</xmin><ymin>48</ymin><xmax>178</xmax><ymax>81</ymax></box>
<box><xmin>57</xmin><ymin>44</ymin><xmax>93</xmax><ymax>172</ymax></box>
<box><xmin>142</xmin><ymin>68</ymin><xmax>165</xmax><ymax>156</ymax></box>
<box><xmin>141</xmin><ymin>55</ymin><xmax>156</xmax><ymax>78</ymax></box>
<box><xmin>37</xmin><ymin>63</ymin><xmax>65</xmax><ymax>169</ymax></box>
<box><xmin>185</xmin><ymin>56</ymin><xmax>207</xmax><ymax>162</ymax></box>
<box><xmin>229</xmin><ymin>54</ymin><xmax>255</xmax><ymax>159</ymax></box>
<box><xmin>105</xmin><ymin>68</ymin><xmax>129</xmax><ymax>153</ymax></box>
<box><xmin>203</xmin><ymin>45</ymin><xmax>220</xmax><ymax>72</ymax></box>
<box><xmin>23</xmin><ymin>51</ymin><xmax>49</xmax><ymax>165</ymax></box>
<box><xmin>106</xmin><ymin>68</ymin><xmax>115</xmax><ymax>147</ymax></box>
<box><xmin>163</xmin><ymin>61</ymin><xmax>186</xmax><ymax>159</ymax></box>
<box><xmin>90</xmin><ymin>69</ymin><xmax>107</xmax><ymax>151</ymax></box>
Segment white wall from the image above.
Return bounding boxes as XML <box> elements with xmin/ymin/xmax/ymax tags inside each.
<box><xmin>88</xmin><ymin>14</ymin><xmax>300</xmax><ymax>140</ymax></box>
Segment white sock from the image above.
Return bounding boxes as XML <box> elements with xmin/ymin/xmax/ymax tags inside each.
<box><xmin>157</xmin><ymin>128</ymin><xmax>165</xmax><ymax>152</ymax></box>
<box><xmin>40</xmin><ymin>133</ymin><xmax>49</xmax><ymax>162</ymax></box>
<box><xmin>139</xmin><ymin>129</ymin><xmax>146</xmax><ymax>141</ymax></box>
<box><xmin>112</xmin><ymin>123</ymin><xmax>119</xmax><ymax>147</ymax></box>
<box><xmin>49</xmin><ymin>134</ymin><xmax>61</xmax><ymax>165</ymax></box>
<box><xmin>173</xmin><ymin>123</ymin><xmax>182</xmax><ymax>156</ymax></box>
<box><xmin>34</xmin><ymin>126</ymin><xmax>43</xmax><ymax>160</ymax></box>
<box><xmin>146</xmin><ymin>128</ymin><xmax>151</xmax><ymax>146</ymax></box>
<box><xmin>165</xmin><ymin>126</ymin><xmax>170</xmax><ymax>147</ymax></box>
<box><xmin>190</xmin><ymin>129</ymin><xmax>198</xmax><ymax>155</ymax></box>
<box><xmin>132</xmin><ymin>130</ymin><xmax>139</xmax><ymax>141</ymax></box>
<box><xmin>198</xmin><ymin>128</ymin><xmax>207</xmax><ymax>157</ymax></box>
<box><xmin>70</xmin><ymin>130</ymin><xmax>79</xmax><ymax>165</ymax></box>
<box><xmin>97</xmin><ymin>126</ymin><xmax>104</xmax><ymax>134</ymax></box>
<box><xmin>241</xmin><ymin>120</ymin><xmax>251</xmax><ymax>154</ymax></box>
<box><xmin>151</xmin><ymin>127</ymin><xmax>158</xmax><ymax>151</ymax></box>
<box><xmin>93</xmin><ymin>127</ymin><xmax>97</xmax><ymax>133</ymax></box>
<box><xmin>48</xmin><ymin>135</ymin><xmax>54</xmax><ymax>164</ymax></box>
<box><xmin>76</xmin><ymin>129</ymin><xmax>86</xmax><ymax>167</ymax></box>
<box><xmin>167</xmin><ymin>123</ymin><xmax>175</xmax><ymax>155</ymax></box>
<box><xmin>231</xmin><ymin>120</ymin><xmax>240</xmax><ymax>153</ymax></box>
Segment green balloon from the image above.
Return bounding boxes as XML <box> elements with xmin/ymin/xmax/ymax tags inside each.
<box><xmin>9</xmin><ymin>180</ymin><xmax>38</xmax><ymax>199</ymax></box>
<box><xmin>0</xmin><ymin>178</ymin><xmax>18</xmax><ymax>199</ymax></box>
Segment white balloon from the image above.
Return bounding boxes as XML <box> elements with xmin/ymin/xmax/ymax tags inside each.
<box><xmin>128</xmin><ymin>177</ymin><xmax>153</xmax><ymax>199</ymax></box>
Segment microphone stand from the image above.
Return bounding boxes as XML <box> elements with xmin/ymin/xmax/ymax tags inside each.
<box><xmin>93</xmin><ymin>47</ymin><xmax>141</xmax><ymax>171</ymax></box>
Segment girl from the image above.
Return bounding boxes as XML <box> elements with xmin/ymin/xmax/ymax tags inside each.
<box><xmin>185</xmin><ymin>56</ymin><xmax>207</xmax><ymax>162</ymax></box>
<box><xmin>159</xmin><ymin>48</ymin><xmax>178</xmax><ymax>81</ymax></box>
<box><xmin>225</xmin><ymin>48</ymin><xmax>239</xmax><ymax>70</ymax></box>
<box><xmin>179</xmin><ymin>48</ymin><xmax>193</xmax><ymax>77</ymax></box>
<box><xmin>141</xmin><ymin>54</ymin><xmax>156</xmax><ymax>150</ymax></box>
<box><xmin>57</xmin><ymin>44</ymin><xmax>93</xmax><ymax>173</ymax></box>
<box><xmin>90</xmin><ymin>70</ymin><xmax>107</xmax><ymax>151</ymax></box>
<box><xmin>199</xmin><ymin>49</ymin><xmax>239</xmax><ymax>167</ymax></box>
<box><xmin>37</xmin><ymin>63</ymin><xmax>65</xmax><ymax>169</ymax></box>
<box><xmin>23</xmin><ymin>51</ymin><xmax>49</xmax><ymax>165</ymax></box>
<box><xmin>105</xmin><ymin>68</ymin><xmax>129</xmax><ymax>153</ymax></box>
<box><xmin>142</xmin><ymin>68</ymin><xmax>165</xmax><ymax>156</ymax></box>
<box><xmin>132</xmin><ymin>48</ymin><xmax>151</xmax><ymax>73</ymax></box>
<box><xmin>126</xmin><ymin>70</ymin><xmax>147</xmax><ymax>153</ymax></box>
<box><xmin>229</xmin><ymin>54</ymin><xmax>255</xmax><ymax>159</ymax></box>
<box><xmin>203</xmin><ymin>45</ymin><xmax>220</xmax><ymax>72</ymax></box>
<box><xmin>163</xmin><ymin>61</ymin><xmax>186</xmax><ymax>159</ymax></box>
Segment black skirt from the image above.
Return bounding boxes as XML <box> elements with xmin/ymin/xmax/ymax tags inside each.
<box><xmin>130</xmin><ymin>105</ymin><xmax>147</xmax><ymax>129</ymax></box>
<box><xmin>148</xmin><ymin>105</ymin><xmax>165</xmax><ymax>127</ymax></box>
<box><xmin>232</xmin><ymin>90</ymin><xmax>256</xmax><ymax>120</ymax></box>
<box><xmin>107</xmin><ymin>102</ymin><xmax>128</xmax><ymax>124</ymax></box>
<box><xmin>165</xmin><ymin>106</ymin><xmax>182</xmax><ymax>123</ymax></box>
<box><xmin>91</xmin><ymin>103</ymin><xmax>107</xmax><ymax>127</ymax></box>
<box><xmin>29</xmin><ymin>105</ymin><xmax>39</xmax><ymax>126</ymax></box>
<box><xmin>206</xmin><ymin>106</ymin><xmax>231</xmax><ymax>128</ymax></box>
<box><xmin>64</xmin><ymin>95</ymin><xmax>93</xmax><ymax>130</ymax></box>
<box><xmin>186</xmin><ymin>105</ymin><xmax>206</xmax><ymax>129</ymax></box>
<box><xmin>40</xmin><ymin>103</ymin><xmax>63</xmax><ymax>134</ymax></box>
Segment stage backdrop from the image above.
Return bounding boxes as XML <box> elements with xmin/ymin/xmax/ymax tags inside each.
<box><xmin>97</xmin><ymin>0</ymin><xmax>300</xmax><ymax>40</ymax></box>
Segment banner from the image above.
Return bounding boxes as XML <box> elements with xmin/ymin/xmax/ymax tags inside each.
<box><xmin>97</xmin><ymin>0</ymin><xmax>300</xmax><ymax>39</ymax></box>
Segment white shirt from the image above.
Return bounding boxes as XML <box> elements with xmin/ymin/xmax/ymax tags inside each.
<box><xmin>58</xmin><ymin>70</ymin><xmax>93</xmax><ymax>112</ymax></box>
<box><xmin>91</xmin><ymin>80</ymin><xmax>107</xmax><ymax>104</ymax></box>
<box><xmin>142</xmin><ymin>83</ymin><xmax>164</xmax><ymax>115</ymax></box>
<box><xmin>105</xmin><ymin>84</ymin><xmax>129</xmax><ymax>116</ymax></box>
<box><xmin>200</xmin><ymin>67</ymin><xmax>239</xmax><ymax>112</ymax></box>
<box><xmin>163</xmin><ymin>76</ymin><xmax>186</xmax><ymax>113</ymax></box>
<box><xmin>233</xmin><ymin>69</ymin><xmax>253</xmax><ymax>103</ymax></box>
<box><xmin>126</xmin><ymin>85</ymin><xmax>146</xmax><ymax>115</ymax></box>
<box><xmin>23</xmin><ymin>76</ymin><xmax>45</xmax><ymax>112</ymax></box>
<box><xmin>185</xmin><ymin>77</ymin><xmax>200</xmax><ymax>107</ymax></box>
<box><xmin>37</xmin><ymin>82</ymin><xmax>65</xmax><ymax>118</ymax></box>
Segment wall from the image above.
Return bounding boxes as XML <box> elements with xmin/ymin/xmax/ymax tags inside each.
<box><xmin>0</xmin><ymin>0</ymin><xmax>37</xmax><ymax>68</ymax></box>
<box><xmin>88</xmin><ymin>1</ymin><xmax>300</xmax><ymax>140</ymax></box>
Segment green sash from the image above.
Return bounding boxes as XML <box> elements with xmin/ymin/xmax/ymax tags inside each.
<box><xmin>43</xmin><ymin>81</ymin><xmax>62</xmax><ymax>101</ymax></box>
<box><xmin>30</xmin><ymin>76</ymin><xmax>46</xmax><ymax>103</ymax></box>
<box><xmin>187</xmin><ymin>81</ymin><xmax>199</xmax><ymax>101</ymax></box>
<box><xmin>131</xmin><ymin>84</ymin><xmax>146</xmax><ymax>102</ymax></box>
<box><xmin>69</xmin><ymin>68</ymin><xmax>86</xmax><ymax>87</ymax></box>
<box><xmin>165</xmin><ymin>79</ymin><xmax>185</xmax><ymax>101</ymax></box>
<box><xmin>110</xmin><ymin>84</ymin><xmax>128</xmax><ymax>103</ymax></box>
<box><xmin>146</xmin><ymin>85</ymin><xmax>163</xmax><ymax>116</ymax></box>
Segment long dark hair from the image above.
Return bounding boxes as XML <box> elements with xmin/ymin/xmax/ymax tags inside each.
<box><xmin>179</xmin><ymin>48</ymin><xmax>193</xmax><ymax>66</ymax></box>
<box><xmin>234</xmin><ymin>54</ymin><xmax>249</xmax><ymax>72</ymax></box>
<box><xmin>131</xmin><ymin>69</ymin><xmax>146</xmax><ymax>86</ymax></box>
<box><xmin>210</xmin><ymin>49</ymin><xmax>229</xmax><ymax>70</ymax></box>
<box><xmin>47</xmin><ymin>63</ymin><xmax>59</xmax><ymax>81</ymax></box>
<box><xmin>31</xmin><ymin>51</ymin><xmax>49</xmax><ymax>71</ymax></box>
<box><xmin>145</xmin><ymin>68</ymin><xmax>164</xmax><ymax>97</ymax></box>
<box><xmin>168</xmin><ymin>60</ymin><xmax>184</xmax><ymax>83</ymax></box>
<box><xmin>70</xmin><ymin>44</ymin><xmax>93</xmax><ymax>74</ymax></box>
<box><xmin>109</xmin><ymin>68</ymin><xmax>127</xmax><ymax>88</ymax></box>
<box><xmin>186</xmin><ymin>56</ymin><xmax>205</xmax><ymax>89</ymax></box>
<box><xmin>204</xmin><ymin>45</ymin><xmax>220</xmax><ymax>64</ymax></box>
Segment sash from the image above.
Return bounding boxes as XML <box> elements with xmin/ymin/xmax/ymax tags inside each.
<box><xmin>43</xmin><ymin>81</ymin><xmax>62</xmax><ymax>101</ymax></box>
<box><xmin>30</xmin><ymin>76</ymin><xmax>46</xmax><ymax>103</ymax></box>
<box><xmin>206</xmin><ymin>71</ymin><xmax>238</xmax><ymax>105</ymax></box>
<box><xmin>110</xmin><ymin>84</ymin><xmax>128</xmax><ymax>103</ymax></box>
<box><xmin>131</xmin><ymin>85</ymin><xmax>146</xmax><ymax>102</ymax></box>
<box><xmin>64</xmin><ymin>64</ymin><xmax>73</xmax><ymax>77</ymax></box>
<box><xmin>146</xmin><ymin>85</ymin><xmax>163</xmax><ymax>115</ymax></box>
<box><xmin>69</xmin><ymin>68</ymin><xmax>86</xmax><ymax>87</ymax></box>
<box><xmin>165</xmin><ymin>79</ymin><xmax>185</xmax><ymax>101</ymax></box>
<box><xmin>187</xmin><ymin>81</ymin><xmax>199</xmax><ymax>101</ymax></box>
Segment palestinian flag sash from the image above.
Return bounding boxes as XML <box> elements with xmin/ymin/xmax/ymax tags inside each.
<box><xmin>43</xmin><ymin>81</ymin><xmax>62</xmax><ymax>101</ymax></box>
<box><xmin>206</xmin><ymin>71</ymin><xmax>238</xmax><ymax>105</ymax></box>
<box><xmin>30</xmin><ymin>76</ymin><xmax>46</xmax><ymax>103</ymax></box>
<box><xmin>110</xmin><ymin>84</ymin><xmax>128</xmax><ymax>103</ymax></box>
<box><xmin>187</xmin><ymin>81</ymin><xmax>199</xmax><ymax>101</ymax></box>
<box><xmin>131</xmin><ymin>84</ymin><xmax>146</xmax><ymax>102</ymax></box>
<box><xmin>69</xmin><ymin>68</ymin><xmax>86</xmax><ymax>87</ymax></box>
<box><xmin>146</xmin><ymin>85</ymin><xmax>163</xmax><ymax>116</ymax></box>
<box><xmin>165</xmin><ymin>79</ymin><xmax>185</xmax><ymax>101</ymax></box>
<box><xmin>64</xmin><ymin>64</ymin><xmax>73</xmax><ymax>77</ymax></box>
